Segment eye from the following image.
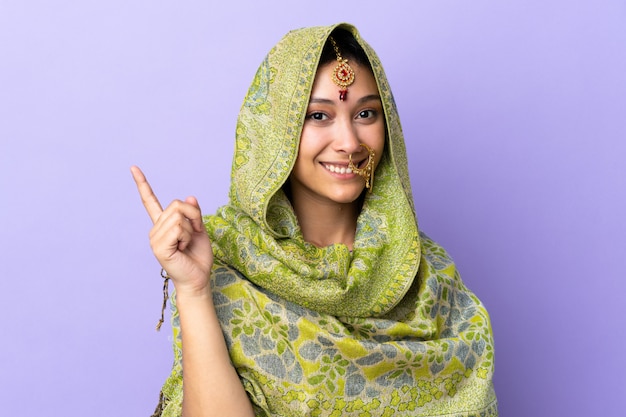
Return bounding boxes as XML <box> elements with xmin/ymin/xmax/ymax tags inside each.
<box><xmin>357</xmin><ymin>109</ymin><xmax>376</xmax><ymax>119</ymax></box>
<box><xmin>307</xmin><ymin>112</ymin><xmax>329</xmax><ymax>121</ymax></box>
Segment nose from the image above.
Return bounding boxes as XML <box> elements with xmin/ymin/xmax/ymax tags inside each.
<box><xmin>332</xmin><ymin>117</ymin><xmax>362</xmax><ymax>155</ymax></box>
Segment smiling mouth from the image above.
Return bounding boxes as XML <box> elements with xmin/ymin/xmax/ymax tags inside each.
<box><xmin>323</xmin><ymin>163</ymin><xmax>355</xmax><ymax>174</ymax></box>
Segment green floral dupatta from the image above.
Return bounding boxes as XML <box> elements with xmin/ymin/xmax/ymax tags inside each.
<box><xmin>154</xmin><ymin>23</ymin><xmax>497</xmax><ymax>416</ymax></box>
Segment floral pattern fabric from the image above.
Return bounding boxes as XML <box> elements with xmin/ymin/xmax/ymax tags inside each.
<box><xmin>153</xmin><ymin>23</ymin><xmax>497</xmax><ymax>416</ymax></box>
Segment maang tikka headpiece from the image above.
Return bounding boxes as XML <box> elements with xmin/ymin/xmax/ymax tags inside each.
<box><xmin>329</xmin><ymin>36</ymin><xmax>355</xmax><ymax>101</ymax></box>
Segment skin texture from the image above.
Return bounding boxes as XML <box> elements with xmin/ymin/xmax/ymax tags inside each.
<box><xmin>289</xmin><ymin>61</ymin><xmax>385</xmax><ymax>249</ymax></box>
<box><xmin>131</xmin><ymin>166</ymin><xmax>254</xmax><ymax>417</ymax></box>
<box><xmin>130</xmin><ymin>57</ymin><xmax>384</xmax><ymax>416</ymax></box>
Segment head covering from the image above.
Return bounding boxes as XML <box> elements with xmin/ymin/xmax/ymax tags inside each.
<box><xmin>153</xmin><ymin>23</ymin><xmax>497</xmax><ymax>417</ymax></box>
<box><xmin>207</xmin><ymin>22</ymin><xmax>420</xmax><ymax>318</ymax></box>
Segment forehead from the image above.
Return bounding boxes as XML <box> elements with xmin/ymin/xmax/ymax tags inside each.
<box><xmin>311</xmin><ymin>61</ymin><xmax>378</xmax><ymax>96</ymax></box>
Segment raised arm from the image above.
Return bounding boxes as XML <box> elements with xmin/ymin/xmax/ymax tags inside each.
<box><xmin>131</xmin><ymin>166</ymin><xmax>254</xmax><ymax>417</ymax></box>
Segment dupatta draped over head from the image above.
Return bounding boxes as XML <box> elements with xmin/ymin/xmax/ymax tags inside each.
<box><xmin>154</xmin><ymin>23</ymin><xmax>497</xmax><ymax>416</ymax></box>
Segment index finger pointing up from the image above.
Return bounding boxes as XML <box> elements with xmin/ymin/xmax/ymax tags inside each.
<box><xmin>130</xmin><ymin>165</ymin><xmax>164</xmax><ymax>224</ymax></box>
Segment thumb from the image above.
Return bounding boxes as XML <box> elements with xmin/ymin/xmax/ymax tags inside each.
<box><xmin>185</xmin><ymin>196</ymin><xmax>205</xmax><ymax>233</ymax></box>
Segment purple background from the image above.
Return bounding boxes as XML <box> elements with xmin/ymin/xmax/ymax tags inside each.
<box><xmin>1</xmin><ymin>1</ymin><xmax>624</xmax><ymax>416</ymax></box>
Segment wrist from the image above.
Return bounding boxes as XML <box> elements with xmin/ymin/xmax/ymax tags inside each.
<box><xmin>163</xmin><ymin>267</ymin><xmax>213</xmax><ymax>300</ymax></box>
<box><xmin>174</xmin><ymin>283</ymin><xmax>213</xmax><ymax>303</ymax></box>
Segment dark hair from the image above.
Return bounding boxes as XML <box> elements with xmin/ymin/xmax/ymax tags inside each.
<box><xmin>320</xmin><ymin>28</ymin><xmax>371</xmax><ymax>70</ymax></box>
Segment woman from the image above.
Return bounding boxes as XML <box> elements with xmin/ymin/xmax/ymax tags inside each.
<box><xmin>132</xmin><ymin>23</ymin><xmax>497</xmax><ymax>417</ymax></box>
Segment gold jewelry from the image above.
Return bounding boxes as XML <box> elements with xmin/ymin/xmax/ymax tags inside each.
<box><xmin>156</xmin><ymin>268</ymin><xmax>170</xmax><ymax>331</ymax></box>
<box><xmin>329</xmin><ymin>36</ymin><xmax>355</xmax><ymax>101</ymax></box>
<box><xmin>348</xmin><ymin>143</ymin><xmax>375</xmax><ymax>192</ymax></box>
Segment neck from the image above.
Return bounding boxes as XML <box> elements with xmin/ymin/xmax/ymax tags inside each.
<box><xmin>290</xmin><ymin>192</ymin><xmax>361</xmax><ymax>250</ymax></box>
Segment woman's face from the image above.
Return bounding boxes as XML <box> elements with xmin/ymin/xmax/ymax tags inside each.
<box><xmin>290</xmin><ymin>61</ymin><xmax>385</xmax><ymax>206</ymax></box>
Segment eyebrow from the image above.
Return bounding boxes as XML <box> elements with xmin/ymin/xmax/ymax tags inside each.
<box><xmin>357</xmin><ymin>94</ymin><xmax>382</xmax><ymax>105</ymax></box>
<box><xmin>308</xmin><ymin>94</ymin><xmax>382</xmax><ymax>105</ymax></box>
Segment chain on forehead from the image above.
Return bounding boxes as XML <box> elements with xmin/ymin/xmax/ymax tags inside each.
<box><xmin>328</xmin><ymin>36</ymin><xmax>355</xmax><ymax>101</ymax></box>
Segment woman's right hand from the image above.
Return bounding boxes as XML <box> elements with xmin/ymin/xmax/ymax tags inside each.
<box><xmin>131</xmin><ymin>166</ymin><xmax>213</xmax><ymax>295</ymax></box>
<box><xmin>131</xmin><ymin>166</ymin><xmax>254</xmax><ymax>416</ymax></box>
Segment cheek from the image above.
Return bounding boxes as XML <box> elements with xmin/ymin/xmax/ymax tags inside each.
<box><xmin>296</xmin><ymin>130</ymin><xmax>311</xmax><ymax>158</ymax></box>
<box><xmin>298</xmin><ymin>126</ymin><xmax>319</xmax><ymax>153</ymax></box>
<box><xmin>374</xmin><ymin>125</ymin><xmax>386</xmax><ymax>168</ymax></box>
<box><xmin>375</xmin><ymin>124</ymin><xmax>386</xmax><ymax>156</ymax></box>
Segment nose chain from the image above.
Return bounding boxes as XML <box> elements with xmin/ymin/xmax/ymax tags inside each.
<box><xmin>348</xmin><ymin>143</ymin><xmax>375</xmax><ymax>192</ymax></box>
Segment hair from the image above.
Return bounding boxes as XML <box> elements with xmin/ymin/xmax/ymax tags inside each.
<box><xmin>319</xmin><ymin>28</ymin><xmax>372</xmax><ymax>70</ymax></box>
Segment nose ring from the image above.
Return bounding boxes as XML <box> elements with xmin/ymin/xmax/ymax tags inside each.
<box><xmin>348</xmin><ymin>143</ymin><xmax>375</xmax><ymax>192</ymax></box>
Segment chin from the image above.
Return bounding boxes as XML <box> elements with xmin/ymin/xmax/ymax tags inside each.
<box><xmin>327</xmin><ymin>188</ymin><xmax>366</xmax><ymax>205</ymax></box>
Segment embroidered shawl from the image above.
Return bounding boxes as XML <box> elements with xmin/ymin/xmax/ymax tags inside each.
<box><xmin>153</xmin><ymin>23</ymin><xmax>497</xmax><ymax>416</ymax></box>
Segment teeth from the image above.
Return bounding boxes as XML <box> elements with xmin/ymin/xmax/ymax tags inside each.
<box><xmin>324</xmin><ymin>164</ymin><xmax>353</xmax><ymax>174</ymax></box>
